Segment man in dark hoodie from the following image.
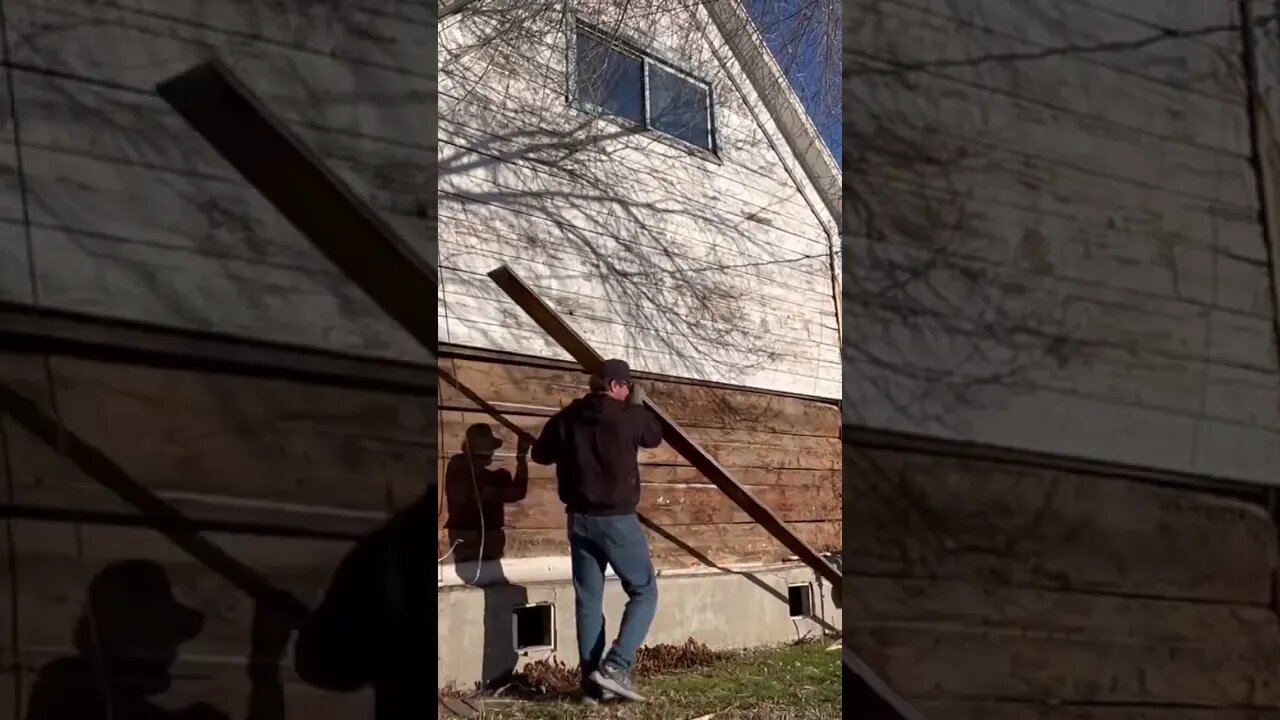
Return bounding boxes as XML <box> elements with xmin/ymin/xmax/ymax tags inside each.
<box><xmin>531</xmin><ymin>358</ymin><xmax>663</xmax><ymax>704</ymax></box>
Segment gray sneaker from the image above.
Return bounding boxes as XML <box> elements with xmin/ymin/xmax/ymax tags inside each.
<box><xmin>589</xmin><ymin>663</ymin><xmax>646</xmax><ymax>702</ymax></box>
<box><xmin>578</xmin><ymin>681</ymin><xmax>617</xmax><ymax>706</ymax></box>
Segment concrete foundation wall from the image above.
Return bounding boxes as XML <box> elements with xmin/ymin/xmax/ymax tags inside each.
<box><xmin>437</xmin><ymin>563</ymin><xmax>840</xmax><ymax>690</ymax></box>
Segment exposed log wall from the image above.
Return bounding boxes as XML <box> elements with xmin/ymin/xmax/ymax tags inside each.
<box><xmin>0</xmin><ymin>347</ymin><xmax>838</xmax><ymax>718</ymax></box>
<box><xmin>844</xmin><ymin>443</ymin><xmax>1280</xmax><ymax>718</ymax></box>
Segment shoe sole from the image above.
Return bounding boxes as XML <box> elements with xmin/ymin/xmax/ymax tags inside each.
<box><xmin>589</xmin><ymin>670</ymin><xmax>646</xmax><ymax>702</ymax></box>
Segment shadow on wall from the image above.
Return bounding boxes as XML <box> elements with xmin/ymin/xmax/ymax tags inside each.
<box><xmin>23</xmin><ymin>559</ymin><xmax>293</xmax><ymax>720</ymax></box>
<box><xmin>296</xmin><ymin>420</ymin><xmax>531</xmax><ymax>708</ymax></box>
<box><xmin>443</xmin><ymin>423</ymin><xmax>532</xmax><ymax>688</ymax></box>
<box><xmin>0</xmin><ymin>381</ymin><xmax>308</xmax><ymax>719</ymax></box>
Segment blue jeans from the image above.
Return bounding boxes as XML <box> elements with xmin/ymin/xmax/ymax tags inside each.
<box><xmin>567</xmin><ymin>513</ymin><xmax>658</xmax><ymax>677</ymax></box>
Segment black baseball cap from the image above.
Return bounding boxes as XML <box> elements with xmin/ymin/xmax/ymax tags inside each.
<box><xmin>599</xmin><ymin>358</ymin><xmax>632</xmax><ymax>385</ymax></box>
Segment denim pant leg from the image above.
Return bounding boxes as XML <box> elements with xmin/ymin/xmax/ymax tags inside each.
<box><xmin>599</xmin><ymin>514</ymin><xmax>658</xmax><ymax>672</ymax></box>
<box><xmin>567</xmin><ymin>513</ymin><xmax>608</xmax><ymax>679</ymax></box>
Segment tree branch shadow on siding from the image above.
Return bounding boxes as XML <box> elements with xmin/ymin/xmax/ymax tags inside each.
<box><xmin>439</xmin><ymin>0</ymin><xmax>839</xmax><ymax>392</ymax></box>
<box><xmin>843</xmin><ymin>0</ymin><xmax>1084</xmax><ymax>436</ymax></box>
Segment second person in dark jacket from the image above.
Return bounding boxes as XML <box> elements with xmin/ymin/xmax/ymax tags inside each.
<box><xmin>531</xmin><ymin>358</ymin><xmax>662</xmax><ymax>704</ymax></box>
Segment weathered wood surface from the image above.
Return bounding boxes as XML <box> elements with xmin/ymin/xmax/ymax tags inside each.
<box><xmin>845</xmin><ymin>447</ymin><xmax>1276</xmax><ymax>604</ymax></box>
<box><xmin>440</xmin><ymin>357</ymin><xmax>840</xmax><ymax>436</ymax></box>
<box><xmin>0</xmin><ymin>348</ymin><xmax>837</xmax><ymax>561</ymax></box>
<box><xmin>842</xmin><ymin>0</ymin><xmax>1280</xmax><ymax>485</ymax></box>
<box><xmin>438</xmin><ymin>355</ymin><xmax>841</xmax><ymax>542</ymax></box>
<box><xmin>2</xmin><ymin>354</ymin><xmax>431</xmax><ymax>534</ymax></box>
<box><xmin>439</xmin><ymin>410</ymin><xmax>839</xmax><ymax>470</ymax></box>
<box><xmin>442</xmin><ymin>520</ymin><xmax>842</xmax><ymax>567</ymax></box>
<box><xmin>856</xmin><ymin>626</ymin><xmax>1280</xmax><ymax>706</ymax></box>
<box><xmin>844</xmin><ymin>445</ymin><xmax>1280</xmax><ymax>716</ymax></box>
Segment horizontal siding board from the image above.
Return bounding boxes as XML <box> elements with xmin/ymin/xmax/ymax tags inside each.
<box><xmin>8</xmin><ymin>1</ymin><xmax>434</xmax><ymax>150</ymax></box>
<box><xmin>441</xmin><ymin>287</ymin><xmax>836</xmax><ymax>397</ymax></box>
<box><xmin>107</xmin><ymin>0</ymin><xmax>436</xmax><ymax>75</ymax></box>
<box><xmin>846</xmin><ymin>183</ymin><xmax>1270</xmax><ymax>314</ymax></box>
<box><xmin>854</xmin><ymin>626</ymin><xmax>1280</xmax><ymax>706</ymax></box>
<box><xmin>1205</xmin><ymin>364</ymin><xmax>1280</xmax><ymax>429</ymax></box>
<box><xmin>439</xmin><ymin>263</ymin><xmax>838</xmax><ymax>361</ymax></box>
<box><xmin>442</xmin><ymin>478</ymin><xmax>841</xmax><ymax>529</ymax></box>
<box><xmin>860</xmin><ymin>152</ymin><xmax>1261</xmax><ymax>261</ymax></box>
<box><xmin>4</xmin><ymin>2</ymin><xmax>445</xmax><ymax>366</ymax></box>
<box><xmin>847</xmin><ymin>240</ymin><xmax>1275</xmax><ymax>370</ymax></box>
<box><xmin>438</xmin><ymin>210</ymin><xmax>837</xmax><ymax>319</ymax></box>
<box><xmin>846</xmin><ymin>70</ymin><xmax>1253</xmax><ymax>199</ymax></box>
<box><xmin>845</xmin><ymin>577</ymin><xmax>1279</xmax><ymax>651</ymax></box>
<box><xmin>443</xmin><ymin>520</ymin><xmax>842</xmax><ymax>566</ymax></box>
<box><xmin>29</xmin><ymin>225</ymin><xmax>427</xmax><ymax>362</ymax></box>
<box><xmin>844</xmin><ymin>311</ymin><xmax>1280</xmax><ymax>430</ymax></box>
<box><xmin>439</xmin><ymin>410</ymin><xmax>841</xmax><ymax>472</ymax></box>
<box><xmin>12</xmin><ymin>69</ymin><xmax>433</xmax><ymax>231</ymax></box>
<box><xmin>439</xmin><ymin>114</ymin><xmax>818</xmax><ymax>225</ymax></box>
<box><xmin>887</xmin><ymin>0</ymin><xmax>1244</xmax><ymax>101</ymax></box>
<box><xmin>439</xmin><ymin>139</ymin><xmax>827</xmax><ymax>252</ymax></box>
<box><xmin>445</xmin><ymin>311</ymin><xmax>844</xmax><ymax>397</ymax></box>
<box><xmin>0</xmin><ymin>224</ymin><xmax>33</xmax><ymax>303</ymax></box>
<box><xmin>438</xmin><ymin>357</ymin><xmax>840</xmax><ymax>437</ymax></box>
<box><xmin>848</xmin><ymin>2</ymin><xmax>1248</xmax><ymax>149</ymax></box>
<box><xmin>844</xmin><ymin>447</ymin><xmax>1277</xmax><ymax>603</ymax></box>
<box><xmin>844</xmin><ymin>363</ymin><xmax>1280</xmax><ymax>486</ymax></box>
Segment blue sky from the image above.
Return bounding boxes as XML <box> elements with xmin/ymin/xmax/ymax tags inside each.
<box><xmin>744</xmin><ymin>0</ymin><xmax>841</xmax><ymax>158</ymax></box>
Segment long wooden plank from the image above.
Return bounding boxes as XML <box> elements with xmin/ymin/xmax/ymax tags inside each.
<box><xmin>486</xmin><ymin>264</ymin><xmax>840</xmax><ymax>584</ymax></box>
<box><xmin>154</xmin><ymin>59</ymin><xmax>438</xmax><ymax>356</ymax></box>
<box><xmin>481</xmin><ymin>263</ymin><xmax>920</xmax><ymax>713</ymax></box>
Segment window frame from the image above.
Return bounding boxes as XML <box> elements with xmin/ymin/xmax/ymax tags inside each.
<box><xmin>567</xmin><ymin>19</ymin><xmax>720</xmax><ymax>159</ymax></box>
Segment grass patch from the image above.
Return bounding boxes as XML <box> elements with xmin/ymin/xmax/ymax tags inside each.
<box><xmin>474</xmin><ymin>640</ymin><xmax>840</xmax><ymax>719</ymax></box>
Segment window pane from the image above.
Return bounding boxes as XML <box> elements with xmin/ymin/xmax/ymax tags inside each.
<box><xmin>575</xmin><ymin>29</ymin><xmax>644</xmax><ymax>124</ymax></box>
<box><xmin>648</xmin><ymin>64</ymin><xmax>711</xmax><ymax>150</ymax></box>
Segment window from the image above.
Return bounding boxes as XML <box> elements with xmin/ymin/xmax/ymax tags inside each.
<box><xmin>572</xmin><ymin>23</ymin><xmax>716</xmax><ymax>153</ymax></box>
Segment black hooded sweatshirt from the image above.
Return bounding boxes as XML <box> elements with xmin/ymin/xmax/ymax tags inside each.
<box><xmin>531</xmin><ymin>393</ymin><xmax>663</xmax><ymax>516</ymax></box>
